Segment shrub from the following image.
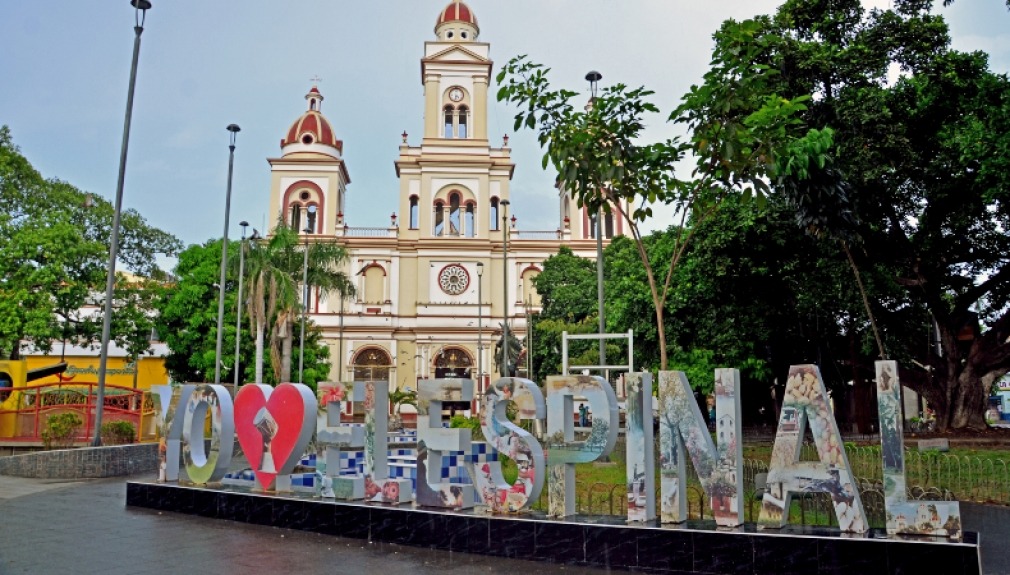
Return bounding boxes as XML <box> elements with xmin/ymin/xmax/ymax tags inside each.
<box><xmin>100</xmin><ymin>420</ymin><xmax>137</xmax><ymax>445</ymax></box>
<box><xmin>41</xmin><ymin>412</ymin><xmax>83</xmax><ymax>450</ymax></box>
<box><xmin>449</xmin><ymin>414</ymin><xmax>485</xmax><ymax>442</ymax></box>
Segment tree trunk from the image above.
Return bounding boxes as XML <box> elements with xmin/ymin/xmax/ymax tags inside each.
<box><xmin>848</xmin><ymin>330</ymin><xmax>873</xmax><ymax>434</ymax></box>
<box><xmin>281</xmin><ymin>320</ymin><xmax>292</xmax><ymax>383</ymax></box>
<box><xmin>255</xmin><ymin>319</ymin><xmax>265</xmax><ymax>384</ymax></box>
<box><xmin>945</xmin><ymin>365</ymin><xmax>989</xmax><ymax>431</ymax></box>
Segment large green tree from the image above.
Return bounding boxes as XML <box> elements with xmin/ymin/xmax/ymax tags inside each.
<box><xmin>157</xmin><ymin>237</ymin><xmax>335</xmax><ymax>389</ymax></box>
<box><xmin>0</xmin><ymin>126</ymin><xmax>181</xmax><ymax>359</ymax></box>
<box><xmin>497</xmin><ymin>18</ymin><xmax>834</xmax><ymax>371</ymax></box>
<box><xmin>705</xmin><ymin>0</ymin><xmax>1010</xmax><ymax>429</ymax></box>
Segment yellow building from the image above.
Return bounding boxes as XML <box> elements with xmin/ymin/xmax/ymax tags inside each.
<box><xmin>22</xmin><ymin>342</ymin><xmax>170</xmax><ymax>391</ymax></box>
<box><xmin>267</xmin><ymin>1</ymin><xmax>621</xmax><ymax>392</ymax></box>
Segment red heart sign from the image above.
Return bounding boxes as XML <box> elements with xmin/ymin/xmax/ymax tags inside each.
<box><xmin>234</xmin><ymin>383</ymin><xmax>317</xmax><ymax>491</ymax></box>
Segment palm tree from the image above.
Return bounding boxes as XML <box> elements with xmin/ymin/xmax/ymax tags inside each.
<box><xmin>243</xmin><ymin>229</ymin><xmax>297</xmax><ymax>384</ymax></box>
<box><xmin>244</xmin><ymin>221</ymin><xmax>353</xmax><ymax>383</ymax></box>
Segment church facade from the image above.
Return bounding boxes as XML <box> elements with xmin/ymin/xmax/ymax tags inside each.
<box><xmin>265</xmin><ymin>1</ymin><xmax>620</xmax><ymax>392</ymax></box>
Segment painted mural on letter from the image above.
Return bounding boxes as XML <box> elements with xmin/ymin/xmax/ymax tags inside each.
<box><xmin>471</xmin><ymin>377</ymin><xmax>546</xmax><ymax>513</ymax></box>
<box><xmin>657</xmin><ymin>370</ymin><xmax>743</xmax><ymax>526</ymax></box>
<box><xmin>545</xmin><ymin>375</ymin><xmax>618</xmax><ymax>517</ymax></box>
<box><xmin>876</xmin><ymin>361</ymin><xmax>961</xmax><ymax>538</ymax></box>
<box><xmin>759</xmin><ymin>365</ymin><xmax>868</xmax><ymax>533</ymax></box>
<box><xmin>415</xmin><ymin>379</ymin><xmax>475</xmax><ymax>509</ymax></box>
<box><xmin>625</xmin><ymin>372</ymin><xmax>656</xmax><ymax>522</ymax></box>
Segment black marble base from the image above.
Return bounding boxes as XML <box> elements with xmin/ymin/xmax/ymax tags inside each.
<box><xmin>126</xmin><ymin>482</ymin><xmax>981</xmax><ymax>575</ymax></box>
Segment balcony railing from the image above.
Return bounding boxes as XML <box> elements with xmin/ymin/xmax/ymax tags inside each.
<box><xmin>339</xmin><ymin>227</ymin><xmax>397</xmax><ymax>238</ymax></box>
<box><xmin>511</xmin><ymin>230</ymin><xmax>562</xmax><ymax>240</ymax></box>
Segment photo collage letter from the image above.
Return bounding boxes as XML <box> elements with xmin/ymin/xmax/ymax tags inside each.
<box><xmin>545</xmin><ymin>375</ymin><xmax>619</xmax><ymax>518</ymax></box>
<box><xmin>875</xmin><ymin>361</ymin><xmax>961</xmax><ymax>539</ymax></box>
<box><xmin>181</xmin><ymin>384</ymin><xmax>234</xmax><ymax>484</ymax></box>
<box><xmin>658</xmin><ymin>370</ymin><xmax>743</xmax><ymax>526</ymax></box>
<box><xmin>152</xmin><ymin>384</ymin><xmax>193</xmax><ymax>483</ymax></box>
<box><xmin>471</xmin><ymin>377</ymin><xmax>546</xmax><ymax>513</ymax></box>
<box><xmin>315</xmin><ymin>382</ymin><xmax>365</xmax><ymax>499</ymax></box>
<box><xmin>625</xmin><ymin>372</ymin><xmax>656</xmax><ymax>522</ymax></box>
<box><xmin>234</xmin><ymin>383</ymin><xmax>317</xmax><ymax>492</ymax></box>
<box><xmin>316</xmin><ymin>381</ymin><xmax>414</xmax><ymax>503</ymax></box>
<box><xmin>759</xmin><ymin>365</ymin><xmax>868</xmax><ymax>533</ymax></box>
<box><xmin>415</xmin><ymin>378</ymin><xmax>475</xmax><ymax>509</ymax></box>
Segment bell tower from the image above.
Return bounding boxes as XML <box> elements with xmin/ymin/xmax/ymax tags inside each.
<box><xmin>396</xmin><ymin>0</ymin><xmax>513</xmax><ymax>242</ymax></box>
<box><xmin>267</xmin><ymin>86</ymin><xmax>350</xmax><ymax>237</ymax></box>
<box><xmin>422</xmin><ymin>0</ymin><xmax>489</xmax><ymax>142</ymax></box>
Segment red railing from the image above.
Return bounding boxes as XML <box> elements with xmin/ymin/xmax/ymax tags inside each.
<box><xmin>0</xmin><ymin>382</ymin><xmax>154</xmax><ymax>444</ymax></box>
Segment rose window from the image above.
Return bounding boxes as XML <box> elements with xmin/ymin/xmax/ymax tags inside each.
<box><xmin>438</xmin><ymin>264</ymin><xmax>470</xmax><ymax>295</ymax></box>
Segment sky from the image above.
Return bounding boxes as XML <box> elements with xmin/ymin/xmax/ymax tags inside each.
<box><xmin>2</xmin><ymin>1</ymin><xmax>1008</xmax><ymax>271</ymax></box>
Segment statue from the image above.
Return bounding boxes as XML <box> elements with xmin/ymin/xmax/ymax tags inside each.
<box><xmin>494</xmin><ymin>322</ymin><xmax>522</xmax><ymax>377</ymax></box>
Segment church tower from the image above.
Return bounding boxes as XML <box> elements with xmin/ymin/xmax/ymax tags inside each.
<box><xmin>395</xmin><ymin>0</ymin><xmax>514</xmax><ymax>242</ymax></box>
<box><xmin>263</xmin><ymin>2</ymin><xmax>613</xmax><ymax>393</ymax></box>
<box><xmin>267</xmin><ymin>86</ymin><xmax>350</xmax><ymax>236</ymax></box>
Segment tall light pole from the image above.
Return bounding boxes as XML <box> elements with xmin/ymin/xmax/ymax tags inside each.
<box><xmin>233</xmin><ymin>221</ymin><xmax>249</xmax><ymax>393</ymax></box>
<box><xmin>500</xmin><ymin>199</ymin><xmax>511</xmax><ymax>377</ymax></box>
<box><xmin>586</xmin><ymin>70</ymin><xmax>607</xmax><ymax>381</ymax></box>
<box><xmin>298</xmin><ymin>222</ymin><xmax>312</xmax><ymax>384</ymax></box>
<box><xmin>476</xmin><ymin>261</ymin><xmax>484</xmax><ymax>385</ymax></box>
<box><xmin>92</xmin><ymin>0</ymin><xmax>153</xmax><ymax>447</ymax></box>
<box><xmin>214</xmin><ymin>124</ymin><xmax>241</xmax><ymax>384</ymax></box>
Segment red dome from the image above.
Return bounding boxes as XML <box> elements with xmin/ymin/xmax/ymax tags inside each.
<box><xmin>436</xmin><ymin>1</ymin><xmax>478</xmax><ymax>31</ymax></box>
<box><xmin>280</xmin><ymin>88</ymin><xmax>343</xmax><ymax>154</ymax></box>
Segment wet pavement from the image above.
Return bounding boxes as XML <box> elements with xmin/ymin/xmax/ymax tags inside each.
<box><xmin>0</xmin><ymin>473</ymin><xmax>614</xmax><ymax>575</ymax></box>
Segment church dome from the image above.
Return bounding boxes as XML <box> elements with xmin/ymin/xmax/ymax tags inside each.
<box><xmin>280</xmin><ymin>86</ymin><xmax>343</xmax><ymax>156</ymax></box>
<box><xmin>435</xmin><ymin>1</ymin><xmax>479</xmax><ymax>40</ymax></box>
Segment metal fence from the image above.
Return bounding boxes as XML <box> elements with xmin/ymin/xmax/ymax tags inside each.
<box><xmin>524</xmin><ymin>438</ymin><xmax>1002</xmax><ymax>525</ymax></box>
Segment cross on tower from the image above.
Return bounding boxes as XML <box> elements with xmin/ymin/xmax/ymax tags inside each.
<box><xmin>310</xmin><ymin>75</ymin><xmax>323</xmax><ymax>85</ymax></box>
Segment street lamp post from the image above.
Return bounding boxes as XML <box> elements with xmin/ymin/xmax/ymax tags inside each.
<box><xmin>298</xmin><ymin>228</ymin><xmax>311</xmax><ymax>384</ymax></box>
<box><xmin>214</xmin><ymin>124</ymin><xmax>241</xmax><ymax>384</ymax></box>
<box><xmin>500</xmin><ymin>199</ymin><xmax>511</xmax><ymax>377</ymax></box>
<box><xmin>92</xmin><ymin>0</ymin><xmax>153</xmax><ymax>446</ymax></box>
<box><xmin>298</xmin><ymin>224</ymin><xmax>312</xmax><ymax>384</ymax></box>
<box><xmin>233</xmin><ymin>221</ymin><xmax>249</xmax><ymax>393</ymax></box>
<box><xmin>476</xmin><ymin>262</ymin><xmax>484</xmax><ymax>385</ymax></box>
<box><xmin>586</xmin><ymin>70</ymin><xmax>607</xmax><ymax>381</ymax></box>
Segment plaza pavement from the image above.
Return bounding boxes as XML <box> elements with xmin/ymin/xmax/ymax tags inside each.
<box><xmin>0</xmin><ymin>473</ymin><xmax>613</xmax><ymax>575</ymax></box>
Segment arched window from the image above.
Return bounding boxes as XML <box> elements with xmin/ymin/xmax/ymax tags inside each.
<box><xmin>521</xmin><ymin>268</ymin><xmax>542</xmax><ymax>307</ymax></box>
<box><xmin>433</xmin><ymin>346</ymin><xmax>473</xmax><ymax>379</ymax></box>
<box><xmin>305</xmin><ymin>204</ymin><xmax>317</xmax><ymax>234</ymax></box>
<box><xmin>604</xmin><ymin>211</ymin><xmax>614</xmax><ymax>238</ymax></box>
<box><xmin>290</xmin><ymin>204</ymin><xmax>302</xmax><ymax>232</ymax></box>
<box><xmin>363</xmin><ymin>265</ymin><xmax>385</xmax><ymax>303</ymax></box>
<box><xmin>465</xmin><ymin>203</ymin><xmax>475</xmax><ymax>237</ymax></box>
<box><xmin>490</xmin><ymin>197</ymin><xmax>499</xmax><ymax>231</ymax></box>
<box><xmin>589</xmin><ymin>211</ymin><xmax>598</xmax><ymax>239</ymax></box>
<box><xmin>448</xmin><ymin>192</ymin><xmax>461</xmax><ymax>236</ymax></box>
<box><xmin>444</xmin><ymin>105</ymin><xmax>455</xmax><ymax>138</ymax></box>
<box><xmin>457</xmin><ymin>105</ymin><xmax>468</xmax><ymax>138</ymax></box>
<box><xmin>409</xmin><ymin>196</ymin><xmax>419</xmax><ymax>229</ymax></box>
<box><xmin>352</xmin><ymin>347</ymin><xmax>392</xmax><ymax>382</ymax></box>
<box><xmin>434</xmin><ymin>201</ymin><xmax>445</xmax><ymax>236</ymax></box>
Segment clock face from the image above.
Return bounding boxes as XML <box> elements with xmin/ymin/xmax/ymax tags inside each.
<box><xmin>438</xmin><ymin>264</ymin><xmax>470</xmax><ymax>295</ymax></box>
<box><xmin>449</xmin><ymin>88</ymin><xmax>464</xmax><ymax>102</ymax></box>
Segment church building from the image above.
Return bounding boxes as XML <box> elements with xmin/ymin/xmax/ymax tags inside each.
<box><xmin>265</xmin><ymin>1</ymin><xmax>621</xmax><ymax>392</ymax></box>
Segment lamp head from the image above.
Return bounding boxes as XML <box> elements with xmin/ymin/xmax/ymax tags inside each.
<box><xmin>476</xmin><ymin>261</ymin><xmax>484</xmax><ymax>277</ymax></box>
<box><xmin>131</xmin><ymin>0</ymin><xmax>151</xmax><ymax>27</ymax></box>
<box><xmin>226</xmin><ymin>124</ymin><xmax>241</xmax><ymax>147</ymax></box>
<box><xmin>585</xmin><ymin>70</ymin><xmax>602</xmax><ymax>98</ymax></box>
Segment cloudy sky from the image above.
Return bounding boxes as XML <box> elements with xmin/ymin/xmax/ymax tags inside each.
<box><xmin>2</xmin><ymin>1</ymin><xmax>1007</xmax><ymax>267</ymax></box>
